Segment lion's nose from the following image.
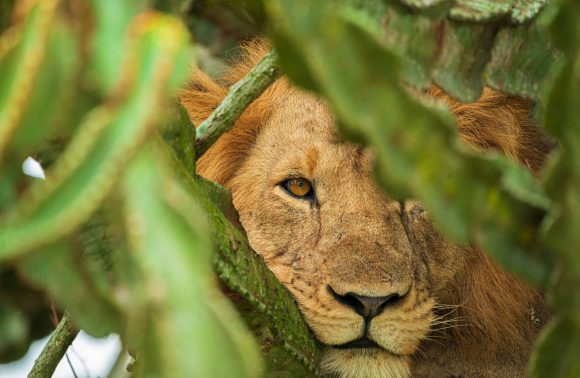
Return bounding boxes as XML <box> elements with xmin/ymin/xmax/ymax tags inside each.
<box><xmin>329</xmin><ymin>287</ymin><xmax>403</xmax><ymax>319</ymax></box>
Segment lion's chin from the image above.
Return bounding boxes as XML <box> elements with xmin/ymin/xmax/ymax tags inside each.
<box><xmin>320</xmin><ymin>348</ymin><xmax>410</xmax><ymax>378</ymax></box>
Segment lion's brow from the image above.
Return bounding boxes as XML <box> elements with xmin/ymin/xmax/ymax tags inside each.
<box><xmin>305</xmin><ymin>147</ymin><xmax>319</xmax><ymax>175</ymax></box>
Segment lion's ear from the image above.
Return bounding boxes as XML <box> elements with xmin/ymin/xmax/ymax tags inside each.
<box><xmin>179</xmin><ymin>39</ymin><xmax>272</xmax><ymax>128</ymax></box>
<box><xmin>179</xmin><ymin>69</ymin><xmax>228</xmax><ymax>127</ymax></box>
<box><xmin>179</xmin><ymin>40</ymin><xmax>281</xmax><ymax>186</ymax></box>
<box><xmin>428</xmin><ymin>87</ymin><xmax>552</xmax><ymax>173</ymax></box>
<box><xmin>179</xmin><ymin>71</ymin><xmax>247</xmax><ymax>186</ymax></box>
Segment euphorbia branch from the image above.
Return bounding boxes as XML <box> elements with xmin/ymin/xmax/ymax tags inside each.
<box><xmin>194</xmin><ymin>49</ymin><xmax>280</xmax><ymax>156</ymax></box>
<box><xmin>28</xmin><ymin>312</ymin><xmax>78</xmax><ymax>378</ymax></box>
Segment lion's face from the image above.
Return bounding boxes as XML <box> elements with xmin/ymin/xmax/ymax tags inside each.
<box><xmin>186</xmin><ymin>47</ymin><xmax>549</xmax><ymax>374</ymax></box>
<box><xmin>228</xmin><ymin>92</ymin><xmax>466</xmax><ymax>377</ymax></box>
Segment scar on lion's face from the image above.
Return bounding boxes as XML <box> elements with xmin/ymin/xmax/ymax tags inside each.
<box><xmin>181</xmin><ymin>41</ymin><xmax>551</xmax><ymax>378</ymax></box>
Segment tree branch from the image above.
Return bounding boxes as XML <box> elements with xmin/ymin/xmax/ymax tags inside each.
<box><xmin>194</xmin><ymin>49</ymin><xmax>280</xmax><ymax>156</ymax></box>
<box><xmin>28</xmin><ymin>312</ymin><xmax>79</xmax><ymax>378</ymax></box>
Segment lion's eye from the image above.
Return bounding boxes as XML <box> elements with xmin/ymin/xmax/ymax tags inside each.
<box><xmin>282</xmin><ymin>178</ymin><xmax>313</xmax><ymax>199</ymax></box>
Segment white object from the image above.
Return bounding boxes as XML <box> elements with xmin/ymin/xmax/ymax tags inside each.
<box><xmin>22</xmin><ymin>156</ymin><xmax>45</xmax><ymax>179</ymax></box>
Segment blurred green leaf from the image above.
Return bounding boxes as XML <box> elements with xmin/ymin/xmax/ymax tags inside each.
<box><xmin>529</xmin><ymin>1</ymin><xmax>580</xmax><ymax>374</ymax></box>
<box><xmin>0</xmin><ymin>0</ymin><xmax>15</xmax><ymax>33</ymax></box>
<box><xmin>88</xmin><ymin>0</ymin><xmax>147</xmax><ymax>95</ymax></box>
<box><xmin>10</xmin><ymin>20</ymin><xmax>79</xmax><ymax>154</ymax></box>
<box><xmin>0</xmin><ymin>266</ymin><xmax>53</xmax><ymax>362</ymax></box>
<box><xmin>0</xmin><ymin>9</ymin><xmax>80</xmax><ymax>215</ymax></box>
<box><xmin>19</xmin><ymin>241</ymin><xmax>123</xmax><ymax>337</ymax></box>
<box><xmin>530</xmin><ymin>317</ymin><xmax>580</xmax><ymax>377</ymax></box>
<box><xmin>121</xmin><ymin>146</ymin><xmax>262</xmax><ymax>377</ymax></box>
<box><xmin>0</xmin><ymin>0</ymin><xmax>58</xmax><ymax>161</ymax></box>
<box><xmin>0</xmin><ymin>303</ymin><xmax>28</xmax><ymax>361</ymax></box>
<box><xmin>0</xmin><ymin>13</ymin><xmax>190</xmax><ymax>259</ymax></box>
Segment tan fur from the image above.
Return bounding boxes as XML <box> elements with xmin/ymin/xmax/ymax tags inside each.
<box><xmin>427</xmin><ymin>86</ymin><xmax>552</xmax><ymax>173</ymax></box>
<box><xmin>180</xmin><ymin>42</ymin><xmax>550</xmax><ymax>377</ymax></box>
<box><xmin>321</xmin><ymin>349</ymin><xmax>410</xmax><ymax>378</ymax></box>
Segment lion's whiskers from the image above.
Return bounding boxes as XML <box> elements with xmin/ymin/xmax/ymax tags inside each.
<box><xmin>433</xmin><ymin>300</ymin><xmax>468</xmax><ymax>312</ymax></box>
<box><xmin>430</xmin><ymin>319</ymin><xmax>466</xmax><ymax>328</ymax></box>
<box><xmin>428</xmin><ymin>304</ymin><xmax>471</xmax><ymax>337</ymax></box>
<box><xmin>417</xmin><ymin>334</ymin><xmax>445</xmax><ymax>347</ymax></box>
<box><xmin>414</xmin><ymin>344</ymin><xmax>428</xmax><ymax>358</ymax></box>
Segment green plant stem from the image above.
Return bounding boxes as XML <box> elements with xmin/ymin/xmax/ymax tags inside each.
<box><xmin>28</xmin><ymin>313</ymin><xmax>78</xmax><ymax>378</ymax></box>
<box><xmin>194</xmin><ymin>49</ymin><xmax>280</xmax><ymax>156</ymax></box>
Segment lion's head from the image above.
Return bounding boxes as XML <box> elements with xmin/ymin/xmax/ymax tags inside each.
<box><xmin>181</xmin><ymin>42</ymin><xmax>551</xmax><ymax>377</ymax></box>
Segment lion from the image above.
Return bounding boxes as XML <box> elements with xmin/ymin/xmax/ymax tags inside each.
<box><xmin>180</xmin><ymin>42</ymin><xmax>552</xmax><ymax>377</ymax></box>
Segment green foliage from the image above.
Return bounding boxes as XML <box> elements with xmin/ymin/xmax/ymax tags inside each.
<box><xmin>266</xmin><ymin>0</ymin><xmax>578</xmax><ymax>375</ymax></box>
<box><xmin>119</xmin><ymin>146</ymin><xmax>260</xmax><ymax>377</ymax></box>
<box><xmin>378</xmin><ymin>0</ymin><xmax>557</xmax><ymax>101</ymax></box>
<box><xmin>0</xmin><ymin>0</ymin><xmax>578</xmax><ymax>377</ymax></box>
<box><xmin>529</xmin><ymin>0</ymin><xmax>580</xmax><ymax>375</ymax></box>
<box><xmin>0</xmin><ymin>303</ymin><xmax>28</xmax><ymax>361</ymax></box>
<box><xmin>0</xmin><ymin>1</ymin><xmax>320</xmax><ymax>376</ymax></box>
<box><xmin>331</xmin><ymin>0</ymin><xmax>556</xmax><ymax>102</ymax></box>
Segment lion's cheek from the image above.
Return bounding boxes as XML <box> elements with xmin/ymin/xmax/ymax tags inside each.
<box><xmin>301</xmin><ymin>310</ymin><xmax>364</xmax><ymax>345</ymax></box>
<box><xmin>368</xmin><ymin>322</ymin><xmax>425</xmax><ymax>355</ymax></box>
<box><xmin>368</xmin><ymin>296</ymin><xmax>435</xmax><ymax>355</ymax></box>
<box><xmin>267</xmin><ymin>263</ymin><xmax>293</xmax><ymax>284</ymax></box>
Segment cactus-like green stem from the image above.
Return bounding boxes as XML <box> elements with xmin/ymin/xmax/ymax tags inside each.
<box><xmin>195</xmin><ymin>49</ymin><xmax>281</xmax><ymax>156</ymax></box>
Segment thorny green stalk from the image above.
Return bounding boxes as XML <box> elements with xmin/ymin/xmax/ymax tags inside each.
<box><xmin>194</xmin><ymin>49</ymin><xmax>280</xmax><ymax>156</ymax></box>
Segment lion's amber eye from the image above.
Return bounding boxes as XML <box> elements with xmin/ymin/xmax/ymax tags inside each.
<box><xmin>282</xmin><ymin>178</ymin><xmax>313</xmax><ymax>198</ymax></box>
